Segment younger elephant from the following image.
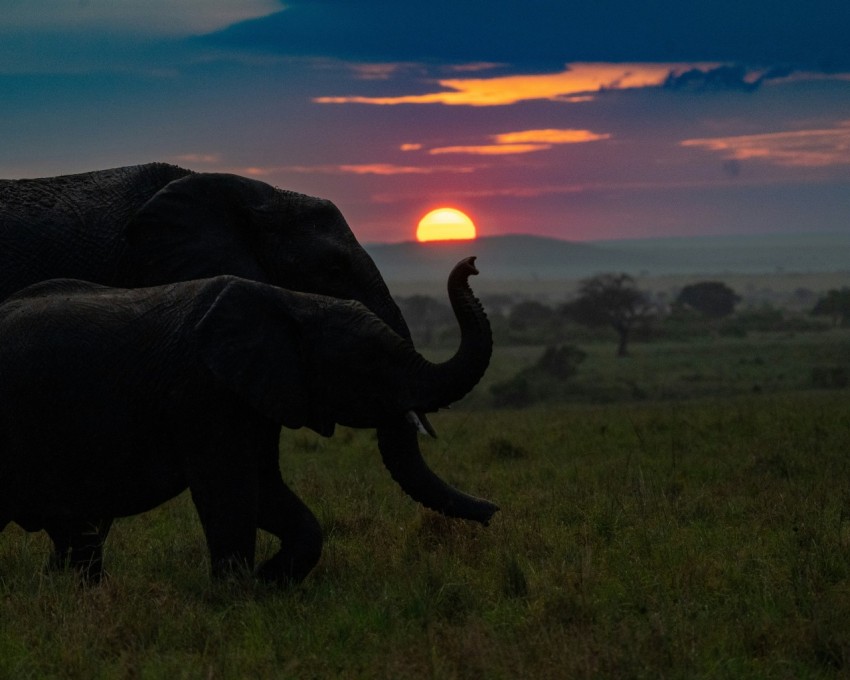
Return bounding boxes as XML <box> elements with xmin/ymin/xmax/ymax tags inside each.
<box><xmin>0</xmin><ymin>258</ymin><xmax>495</xmax><ymax>583</ymax></box>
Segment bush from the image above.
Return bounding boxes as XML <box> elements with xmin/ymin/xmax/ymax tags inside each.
<box><xmin>536</xmin><ymin>345</ymin><xmax>586</xmax><ymax>380</ymax></box>
<box><xmin>490</xmin><ymin>375</ymin><xmax>533</xmax><ymax>408</ymax></box>
<box><xmin>490</xmin><ymin>344</ymin><xmax>586</xmax><ymax>407</ymax></box>
<box><xmin>812</xmin><ymin>366</ymin><xmax>849</xmax><ymax>389</ymax></box>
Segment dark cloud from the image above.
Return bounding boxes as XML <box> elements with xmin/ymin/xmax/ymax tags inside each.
<box><xmin>662</xmin><ymin>65</ymin><xmax>794</xmax><ymax>93</ymax></box>
<box><xmin>198</xmin><ymin>2</ymin><xmax>570</xmax><ymax>69</ymax></box>
<box><xmin>200</xmin><ymin>0</ymin><xmax>850</xmax><ymax>71</ymax></box>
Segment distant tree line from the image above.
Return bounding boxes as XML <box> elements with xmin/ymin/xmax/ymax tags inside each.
<box><xmin>398</xmin><ymin>272</ymin><xmax>841</xmax><ymax>355</ymax></box>
<box><xmin>396</xmin><ymin>274</ymin><xmax>850</xmax><ymax>409</ymax></box>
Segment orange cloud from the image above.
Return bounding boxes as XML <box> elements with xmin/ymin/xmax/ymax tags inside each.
<box><xmin>315</xmin><ymin>62</ymin><xmax>716</xmax><ymax>106</ymax></box>
<box><xmin>227</xmin><ymin>163</ymin><xmax>475</xmax><ymax>176</ymax></box>
<box><xmin>400</xmin><ymin>143</ymin><xmax>423</xmax><ymax>151</ymax></box>
<box><xmin>429</xmin><ymin>143</ymin><xmax>551</xmax><ymax>155</ymax></box>
<box><xmin>427</xmin><ymin>128</ymin><xmax>612</xmax><ymax>156</ymax></box>
<box><xmin>293</xmin><ymin>163</ymin><xmax>475</xmax><ymax>175</ymax></box>
<box><xmin>338</xmin><ymin>164</ymin><xmax>447</xmax><ymax>175</ymax></box>
<box><xmin>494</xmin><ymin>128</ymin><xmax>611</xmax><ymax>144</ymax></box>
<box><xmin>681</xmin><ymin>122</ymin><xmax>850</xmax><ymax>167</ymax></box>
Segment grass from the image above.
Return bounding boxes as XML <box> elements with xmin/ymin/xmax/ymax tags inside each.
<box><xmin>464</xmin><ymin>327</ymin><xmax>850</xmax><ymax>407</ymax></box>
<box><xmin>3</xmin><ymin>387</ymin><xmax>850</xmax><ymax>677</ymax></box>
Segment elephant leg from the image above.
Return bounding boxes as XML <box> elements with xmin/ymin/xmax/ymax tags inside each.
<box><xmin>45</xmin><ymin>517</ymin><xmax>113</xmax><ymax>583</ymax></box>
<box><xmin>255</xmin><ymin>472</ymin><xmax>323</xmax><ymax>585</ymax></box>
<box><xmin>187</xmin><ymin>454</ymin><xmax>259</xmax><ymax>579</ymax></box>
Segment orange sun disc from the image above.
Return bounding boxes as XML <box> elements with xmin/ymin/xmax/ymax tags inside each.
<box><xmin>416</xmin><ymin>208</ymin><xmax>477</xmax><ymax>242</ymax></box>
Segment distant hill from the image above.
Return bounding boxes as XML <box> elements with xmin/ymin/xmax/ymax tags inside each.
<box><xmin>365</xmin><ymin>232</ymin><xmax>850</xmax><ymax>283</ymax></box>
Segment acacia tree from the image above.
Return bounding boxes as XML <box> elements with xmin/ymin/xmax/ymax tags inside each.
<box><xmin>564</xmin><ymin>273</ymin><xmax>654</xmax><ymax>357</ymax></box>
<box><xmin>675</xmin><ymin>281</ymin><xmax>740</xmax><ymax>319</ymax></box>
<box><xmin>812</xmin><ymin>288</ymin><xmax>850</xmax><ymax>327</ymax></box>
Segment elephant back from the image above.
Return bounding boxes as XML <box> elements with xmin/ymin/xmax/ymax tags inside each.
<box><xmin>0</xmin><ymin>163</ymin><xmax>192</xmax><ymax>301</ymax></box>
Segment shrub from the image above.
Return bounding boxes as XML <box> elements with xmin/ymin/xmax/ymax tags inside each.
<box><xmin>490</xmin><ymin>344</ymin><xmax>586</xmax><ymax>407</ymax></box>
<box><xmin>812</xmin><ymin>366</ymin><xmax>849</xmax><ymax>389</ymax></box>
<box><xmin>490</xmin><ymin>375</ymin><xmax>533</xmax><ymax>408</ymax></box>
<box><xmin>536</xmin><ymin>344</ymin><xmax>586</xmax><ymax>380</ymax></box>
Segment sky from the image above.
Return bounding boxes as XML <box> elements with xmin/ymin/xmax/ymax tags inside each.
<box><xmin>1</xmin><ymin>0</ymin><xmax>849</xmax><ymax>243</ymax></box>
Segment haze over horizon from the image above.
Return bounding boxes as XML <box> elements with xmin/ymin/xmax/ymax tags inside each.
<box><xmin>2</xmin><ymin>1</ymin><xmax>849</xmax><ymax>243</ymax></box>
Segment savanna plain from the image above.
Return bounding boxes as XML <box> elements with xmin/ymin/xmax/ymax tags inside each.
<box><xmin>4</xmin><ymin>275</ymin><xmax>850</xmax><ymax>679</ymax></box>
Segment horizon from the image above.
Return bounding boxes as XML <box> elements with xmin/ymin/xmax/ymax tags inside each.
<box><xmin>2</xmin><ymin>1</ymin><xmax>849</xmax><ymax>243</ymax></box>
<box><xmin>365</xmin><ymin>229</ymin><xmax>850</xmax><ymax>247</ymax></box>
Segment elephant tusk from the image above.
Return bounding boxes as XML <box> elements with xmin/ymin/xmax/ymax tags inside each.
<box><xmin>406</xmin><ymin>411</ymin><xmax>437</xmax><ymax>438</ymax></box>
<box><xmin>417</xmin><ymin>412</ymin><xmax>438</xmax><ymax>438</ymax></box>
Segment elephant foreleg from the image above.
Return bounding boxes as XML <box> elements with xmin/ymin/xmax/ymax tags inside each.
<box><xmin>188</xmin><ymin>471</ymin><xmax>259</xmax><ymax>578</ymax></box>
<box><xmin>45</xmin><ymin>517</ymin><xmax>113</xmax><ymax>583</ymax></box>
<box><xmin>255</xmin><ymin>466</ymin><xmax>322</xmax><ymax>585</ymax></box>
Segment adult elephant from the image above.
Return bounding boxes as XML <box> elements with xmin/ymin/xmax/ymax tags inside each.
<box><xmin>0</xmin><ymin>164</ymin><xmax>496</xmax><ymax>575</ymax></box>
<box><xmin>0</xmin><ymin>259</ymin><xmax>493</xmax><ymax>583</ymax></box>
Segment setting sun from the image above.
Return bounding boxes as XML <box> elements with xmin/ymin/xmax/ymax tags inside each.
<box><xmin>416</xmin><ymin>208</ymin><xmax>477</xmax><ymax>242</ymax></box>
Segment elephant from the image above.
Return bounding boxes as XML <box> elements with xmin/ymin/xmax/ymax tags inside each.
<box><xmin>0</xmin><ymin>258</ymin><xmax>495</xmax><ymax>583</ymax></box>
<box><xmin>0</xmin><ymin>164</ymin><xmax>495</xmax><ymax>575</ymax></box>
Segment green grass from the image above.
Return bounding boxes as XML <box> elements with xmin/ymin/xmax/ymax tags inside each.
<box><xmin>4</xmin><ymin>389</ymin><xmax>850</xmax><ymax>677</ymax></box>
<box><xmin>466</xmin><ymin>328</ymin><xmax>850</xmax><ymax>407</ymax></box>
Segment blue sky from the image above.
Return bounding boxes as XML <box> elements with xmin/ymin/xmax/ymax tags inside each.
<box><xmin>1</xmin><ymin>0</ymin><xmax>849</xmax><ymax>242</ymax></box>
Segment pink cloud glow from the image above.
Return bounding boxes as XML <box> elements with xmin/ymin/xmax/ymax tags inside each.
<box><xmin>682</xmin><ymin>122</ymin><xmax>850</xmax><ymax>167</ymax></box>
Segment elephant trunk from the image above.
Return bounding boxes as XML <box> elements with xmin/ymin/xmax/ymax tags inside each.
<box><xmin>410</xmin><ymin>257</ymin><xmax>493</xmax><ymax>413</ymax></box>
<box><xmin>377</xmin><ymin>424</ymin><xmax>499</xmax><ymax>524</ymax></box>
<box><xmin>377</xmin><ymin>257</ymin><xmax>498</xmax><ymax>525</ymax></box>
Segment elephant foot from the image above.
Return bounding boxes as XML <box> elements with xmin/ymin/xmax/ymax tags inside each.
<box><xmin>255</xmin><ymin>515</ymin><xmax>323</xmax><ymax>585</ymax></box>
<box><xmin>45</xmin><ymin>518</ymin><xmax>112</xmax><ymax>585</ymax></box>
<box><xmin>255</xmin><ymin>543</ymin><xmax>321</xmax><ymax>585</ymax></box>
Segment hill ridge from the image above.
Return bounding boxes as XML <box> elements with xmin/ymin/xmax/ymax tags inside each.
<box><xmin>364</xmin><ymin>232</ymin><xmax>850</xmax><ymax>282</ymax></box>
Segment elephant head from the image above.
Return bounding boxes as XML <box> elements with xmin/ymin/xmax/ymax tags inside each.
<box><xmin>196</xmin><ymin>258</ymin><xmax>499</xmax><ymax>525</ymax></box>
<box><xmin>121</xmin><ymin>172</ymin><xmax>409</xmax><ymax>343</ymax></box>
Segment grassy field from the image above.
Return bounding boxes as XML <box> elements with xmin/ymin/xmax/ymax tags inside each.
<box><xmin>464</xmin><ymin>328</ymin><xmax>850</xmax><ymax>408</ymax></box>
<box><xmin>3</xmin><ymin>332</ymin><xmax>850</xmax><ymax>677</ymax></box>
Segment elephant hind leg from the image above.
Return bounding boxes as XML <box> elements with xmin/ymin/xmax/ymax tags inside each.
<box><xmin>44</xmin><ymin>518</ymin><xmax>113</xmax><ymax>584</ymax></box>
<box><xmin>256</xmin><ymin>475</ymin><xmax>322</xmax><ymax>585</ymax></box>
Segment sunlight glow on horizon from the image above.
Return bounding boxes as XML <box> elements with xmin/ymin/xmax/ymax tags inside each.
<box><xmin>416</xmin><ymin>208</ymin><xmax>477</xmax><ymax>242</ymax></box>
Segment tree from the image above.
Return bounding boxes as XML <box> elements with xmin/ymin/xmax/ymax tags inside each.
<box><xmin>675</xmin><ymin>281</ymin><xmax>740</xmax><ymax>318</ymax></box>
<box><xmin>812</xmin><ymin>288</ymin><xmax>850</xmax><ymax>326</ymax></box>
<box><xmin>563</xmin><ymin>273</ymin><xmax>654</xmax><ymax>357</ymax></box>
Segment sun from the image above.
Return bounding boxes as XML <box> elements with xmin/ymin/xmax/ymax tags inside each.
<box><xmin>416</xmin><ymin>208</ymin><xmax>477</xmax><ymax>242</ymax></box>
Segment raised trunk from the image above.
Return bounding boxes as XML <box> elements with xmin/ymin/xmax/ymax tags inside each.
<box><xmin>377</xmin><ymin>257</ymin><xmax>497</xmax><ymax>525</ymax></box>
<box><xmin>412</xmin><ymin>257</ymin><xmax>493</xmax><ymax>412</ymax></box>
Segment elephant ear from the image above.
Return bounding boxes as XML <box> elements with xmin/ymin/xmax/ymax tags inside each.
<box><xmin>194</xmin><ymin>279</ymin><xmax>335</xmax><ymax>437</ymax></box>
<box><xmin>120</xmin><ymin>173</ymin><xmax>269</xmax><ymax>287</ymax></box>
